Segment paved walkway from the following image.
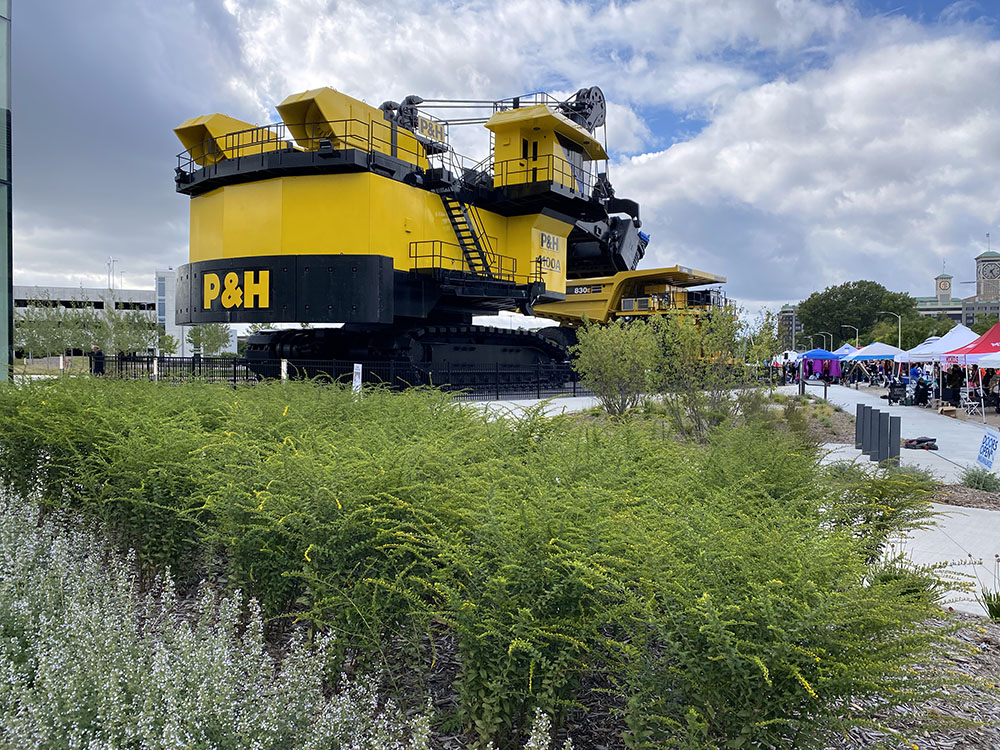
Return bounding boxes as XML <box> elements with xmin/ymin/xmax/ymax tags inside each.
<box><xmin>902</xmin><ymin>503</ymin><xmax>998</xmax><ymax>616</ymax></box>
<box><xmin>475</xmin><ymin>395</ymin><xmax>599</xmax><ymax>419</ymax></box>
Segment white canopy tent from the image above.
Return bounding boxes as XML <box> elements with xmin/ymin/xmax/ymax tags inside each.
<box><xmin>976</xmin><ymin>351</ymin><xmax>1000</xmax><ymax>369</ymax></box>
<box><xmin>894</xmin><ymin>335</ymin><xmax>940</xmax><ymax>363</ymax></box>
<box><xmin>843</xmin><ymin>341</ymin><xmax>906</xmax><ymax>361</ymax></box>
<box><xmin>772</xmin><ymin>350</ymin><xmax>800</xmax><ymax>366</ymax></box>
<box><xmin>894</xmin><ymin>324</ymin><xmax>977</xmax><ymax>363</ymax></box>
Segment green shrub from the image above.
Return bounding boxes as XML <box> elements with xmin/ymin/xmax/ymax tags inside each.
<box><xmin>0</xmin><ymin>379</ymin><xmax>973</xmax><ymax>748</ymax></box>
<box><xmin>571</xmin><ymin>318</ymin><xmax>659</xmax><ymax>416</ymax></box>
<box><xmin>960</xmin><ymin>465</ymin><xmax>1000</xmax><ymax>492</ymax></box>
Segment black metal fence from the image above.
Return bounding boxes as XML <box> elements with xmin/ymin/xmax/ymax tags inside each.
<box><xmin>91</xmin><ymin>354</ymin><xmax>592</xmax><ymax>402</ymax></box>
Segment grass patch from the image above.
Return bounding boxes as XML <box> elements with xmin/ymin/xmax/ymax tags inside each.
<box><xmin>0</xmin><ymin>378</ymin><xmax>970</xmax><ymax>748</ymax></box>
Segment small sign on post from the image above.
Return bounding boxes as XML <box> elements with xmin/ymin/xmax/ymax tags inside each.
<box><xmin>352</xmin><ymin>363</ymin><xmax>363</xmax><ymax>393</ymax></box>
<box><xmin>977</xmin><ymin>426</ymin><xmax>1000</xmax><ymax>470</ymax></box>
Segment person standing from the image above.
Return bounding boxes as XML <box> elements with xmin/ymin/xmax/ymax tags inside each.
<box><xmin>91</xmin><ymin>344</ymin><xmax>105</xmax><ymax>376</ymax></box>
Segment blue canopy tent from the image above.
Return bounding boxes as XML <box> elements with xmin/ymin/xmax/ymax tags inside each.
<box><xmin>797</xmin><ymin>348</ymin><xmax>839</xmax><ymax>360</ymax></box>
<box><xmin>797</xmin><ymin>348</ymin><xmax>841</xmax><ymax>379</ymax></box>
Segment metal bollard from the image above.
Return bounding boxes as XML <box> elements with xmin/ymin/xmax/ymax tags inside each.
<box><xmin>877</xmin><ymin>411</ymin><xmax>890</xmax><ymax>463</ymax></box>
<box><xmin>867</xmin><ymin>407</ymin><xmax>880</xmax><ymax>459</ymax></box>
<box><xmin>862</xmin><ymin>406</ymin><xmax>874</xmax><ymax>456</ymax></box>
<box><xmin>888</xmin><ymin>415</ymin><xmax>901</xmax><ymax>465</ymax></box>
<box><xmin>855</xmin><ymin>404</ymin><xmax>864</xmax><ymax>449</ymax></box>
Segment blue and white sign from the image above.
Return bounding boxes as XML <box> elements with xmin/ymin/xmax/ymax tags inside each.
<box><xmin>352</xmin><ymin>363</ymin><xmax>363</xmax><ymax>393</ymax></box>
<box><xmin>977</xmin><ymin>427</ymin><xmax>1000</xmax><ymax>470</ymax></box>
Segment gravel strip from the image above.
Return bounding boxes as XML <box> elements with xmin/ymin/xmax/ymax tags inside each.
<box><xmin>826</xmin><ymin>612</ymin><xmax>1000</xmax><ymax>750</ymax></box>
<box><xmin>933</xmin><ymin>485</ymin><xmax>1000</xmax><ymax>512</ymax></box>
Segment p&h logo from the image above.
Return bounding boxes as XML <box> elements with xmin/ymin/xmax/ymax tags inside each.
<box><xmin>203</xmin><ymin>270</ymin><xmax>270</xmax><ymax>310</ymax></box>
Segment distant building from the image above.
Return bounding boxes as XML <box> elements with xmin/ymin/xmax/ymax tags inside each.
<box><xmin>777</xmin><ymin>304</ymin><xmax>802</xmax><ymax>349</ymax></box>
<box><xmin>916</xmin><ymin>250</ymin><xmax>1000</xmax><ymax>326</ymax></box>
<box><xmin>914</xmin><ymin>272</ymin><xmax>962</xmax><ymax>321</ymax></box>
<box><xmin>13</xmin><ymin>285</ymin><xmax>156</xmax><ymax>313</ymax></box>
<box><xmin>15</xmin><ymin>272</ymin><xmax>237</xmax><ymax>355</ymax></box>
<box><xmin>13</xmin><ymin>285</ymin><xmax>157</xmax><ymax>354</ymax></box>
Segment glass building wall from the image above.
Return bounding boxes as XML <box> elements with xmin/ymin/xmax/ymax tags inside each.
<box><xmin>0</xmin><ymin>1</ymin><xmax>9</xmax><ymax>380</ymax></box>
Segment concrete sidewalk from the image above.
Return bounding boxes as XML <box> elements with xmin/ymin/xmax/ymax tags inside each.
<box><xmin>902</xmin><ymin>503</ymin><xmax>998</xmax><ymax>616</ymax></box>
<box><xmin>474</xmin><ymin>395</ymin><xmax>600</xmax><ymax>419</ymax></box>
<box><xmin>784</xmin><ymin>383</ymin><xmax>996</xmax><ymax>483</ymax></box>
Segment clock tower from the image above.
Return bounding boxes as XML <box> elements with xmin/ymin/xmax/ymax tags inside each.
<box><xmin>976</xmin><ymin>250</ymin><xmax>1000</xmax><ymax>301</ymax></box>
<box><xmin>935</xmin><ymin>273</ymin><xmax>953</xmax><ymax>306</ymax></box>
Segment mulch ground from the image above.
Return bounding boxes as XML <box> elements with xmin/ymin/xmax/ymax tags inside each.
<box><xmin>933</xmin><ymin>484</ymin><xmax>1000</xmax><ymax>512</ymax></box>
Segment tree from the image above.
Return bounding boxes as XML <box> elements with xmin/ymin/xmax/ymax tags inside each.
<box><xmin>571</xmin><ymin>318</ymin><xmax>659</xmax><ymax>416</ymax></box>
<box><xmin>972</xmin><ymin>314</ymin><xmax>999</xmax><ymax>335</ymax></box>
<box><xmin>796</xmin><ymin>281</ymin><xmax>915</xmax><ymax>349</ymax></box>
<box><xmin>158</xmin><ymin>332</ymin><xmax>179</xmax><ymax>355</ymax></box>
<box><xmin>186</xmin><ymin>323</ymin><xmax>232</xmax><ymax>355</ymax></box>
<box><xmin>869</xmin><ymin>314</ymin><xmax>957</xmax><ymax>350</ymax></box>
<box><xmin>14</xmin><ymin>292</ymin><xmax>158</xmax><ymax>359</ymax></box>
<box><xmin>14</xmin><ymin>295</ymin><xmax>96</xmax><ymax>359</ymax></box>
<box><xmin>653</xmin><ymin>307</ymin><xmax>777</xmax><ymax>440</ymax></box>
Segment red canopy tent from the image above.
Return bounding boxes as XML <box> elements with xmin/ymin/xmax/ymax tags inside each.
<box><xmin>940</xmin><ymin>322</ymin><xmax>1000</xmax><ymax>422</ymax></box>
<box><xmin>942</xmin><ymin>321</ymin><xmax>1000</xmax><ymax>365</ymax></box>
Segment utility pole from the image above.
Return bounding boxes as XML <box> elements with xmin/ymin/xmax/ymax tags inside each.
<box><xmin>841</xmin><ymin>324</ymin><xmax>859</xmax><ymax>349</ymax></box>
<box><xmin>877</xmin><ymin>311</ymin><xmax>901</xmax><ymax>350</ymax></box>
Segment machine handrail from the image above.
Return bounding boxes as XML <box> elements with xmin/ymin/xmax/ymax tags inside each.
<box><xmin>176</xmin><ymin>119</ymin><xmax>593</xmax><ymax>195</ymax></box>
<box><xmin>409</xmin><ymin>240</ymin><xmax>537</xmax><ymax>285</ymax></box>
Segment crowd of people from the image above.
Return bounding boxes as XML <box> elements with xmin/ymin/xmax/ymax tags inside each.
<box><xmin>776</xmin><ymin>357</ymin><xmax>1000</xmax><ymax>412</ymax></box>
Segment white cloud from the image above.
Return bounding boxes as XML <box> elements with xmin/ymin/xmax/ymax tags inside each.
<box><xmin>12</xmin><ymin>0</ymin><xmax>1000</xmax><ymax>317</ymax></box>
<box><xmin>616</xmin><ymin>31</ymin><xmax>1000</xmax><ymax>304</ymax></box>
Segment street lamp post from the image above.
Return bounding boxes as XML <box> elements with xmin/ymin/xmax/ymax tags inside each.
<box><xmin>802</xmin><ymin>335</ymin><xmax>816</xmax><ymax>348</ymax></box>
<box><xmin>841</xmin><ymin>324</ymin><xmax>859</xmax><ymax>349</ymax></box>
<box><xmin>876</xmin><ymin>311</ymin><xmax>902</xmax><ymax>350</ymax></box>
<box><xmin>816</xmin><ymin>331</ymin><xmax>833</xmax><ymax>350</ymax></box>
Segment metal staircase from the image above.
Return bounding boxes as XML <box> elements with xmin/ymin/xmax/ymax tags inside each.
<box><xmin>440</xmin><ymin>192</ymin><xmax>494</xmax><ymax>279</ymax></box>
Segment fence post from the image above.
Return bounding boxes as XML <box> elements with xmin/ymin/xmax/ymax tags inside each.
<box><xmin>536</xmin><ymin>361</ymin><xmax>541</xmax><ymax>399</ymax></box>
<box><xmin>855</xmin><ymin>404</ymin><xmax>863</xmax><ymax>449</ymax></box>
<box><xmin>495</xmin><ymin>363</ymin><xmax>500</xmax><ymax>401</ymax></box>
<box><xmin>888</xmin><ymin>415</ymin><xmax>901</xmax><ymax>465</ymax></box>
<box><xmin>281</xmin><ymin>358</ymin><xmax>288</xmax><ymax>381</ymax></box>
<box><xmin>233</xmin><ymin>357</ymin><xmax>238</xmax><ymax>386</ymax></box>
<box><xmin>877</xmin><ymin>411</ymin><xmax>890</xmax><ymax>463</ymax></box>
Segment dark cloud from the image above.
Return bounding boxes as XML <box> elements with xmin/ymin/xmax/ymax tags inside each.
<box><xmin>12</xmin><ymin>0</ymin><xmax>244</xmax><ymax>288</ymax></box>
